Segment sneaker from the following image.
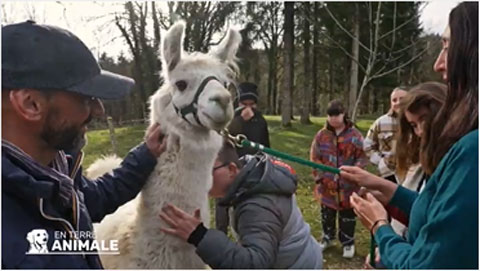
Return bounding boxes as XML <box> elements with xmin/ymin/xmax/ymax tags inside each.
<box><xmin>320</xmin><ymin>238</ymin><xmax>333</xmax><ymax>251</ymax></box>
<box><xmin>343</xmin><ymin>245</ymin><xmax>355</xmax><ymax>258</ymax></box>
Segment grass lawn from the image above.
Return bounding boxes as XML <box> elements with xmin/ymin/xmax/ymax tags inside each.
<box><xmin>83</xmin><ymin>115</ymin><xmax>375</xmax><ymax>269</ymax></box>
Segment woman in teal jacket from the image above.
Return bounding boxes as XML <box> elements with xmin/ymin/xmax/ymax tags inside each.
<box><xmin>340</xmin><ymin>2</ymin><xmax>478</xmax><ymax>269</ymax></box>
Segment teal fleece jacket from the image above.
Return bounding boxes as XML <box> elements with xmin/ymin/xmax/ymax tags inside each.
<box><xmin>375</xmin><ymin>130</ymin><xmax>478</xmax><ymax>269</ymax></box>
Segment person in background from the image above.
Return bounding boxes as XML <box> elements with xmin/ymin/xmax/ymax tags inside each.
<box><xmin>309</xmin><ymin>100</ymin><xmax>367</xmax><ymax>258</ymax></box>
<box><xmin>215</xmin><ymin>82</ymin><xmax>270</xmax><ymax>234</ymax></box>
<box><xmin>389</xmin><ymin>82</ymin><xmax>447</xmax><ymax>237</ymax></box>
<box><xmin>228</xmin><ymin>82</ymin><xmax>270</xmax><ymax>157</ymax></box>
<box><xmin>363</xmin><ymin>87</ymin><xmax>407</xmax><ymax>183</ymax></box>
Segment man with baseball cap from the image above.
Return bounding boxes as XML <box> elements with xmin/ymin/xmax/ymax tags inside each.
<box><xmin>2</xmin><ymin>21</ymin><xmax>166</xmax><ymax>268</ymax></box>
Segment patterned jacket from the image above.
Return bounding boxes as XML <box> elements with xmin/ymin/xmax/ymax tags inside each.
<box><xmin>310</xmin><ymin>121</ymin><xmax>368</xmax><ymax>210</ymax></box>
<box><xmin>364</xmin><ymin>111</ymin><xmax>398</xmax><ymax>177</ymax></box>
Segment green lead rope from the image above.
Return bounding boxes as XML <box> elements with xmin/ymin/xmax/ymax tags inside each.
<box><xmin>240</xmin><ymin>138</ymin><xmax>341</xmax><ymax>174</ymax></box>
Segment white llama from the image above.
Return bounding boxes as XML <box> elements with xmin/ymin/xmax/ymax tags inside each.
<box><xmin>92</xmin><ymin>22</ymin><xmax>241</xmax><ymax>269</ymax></box>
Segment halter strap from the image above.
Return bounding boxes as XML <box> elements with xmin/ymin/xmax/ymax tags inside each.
<box><xmin>172</xmin><ymin>76</ymin><xmax>220</xmax><ymax>128</ymax></box>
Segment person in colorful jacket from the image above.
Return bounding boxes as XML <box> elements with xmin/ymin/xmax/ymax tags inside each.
<box><xmin>309</xmin><ymin>100</ymin><xmax>367</xmax><ymax>258</ymax></box>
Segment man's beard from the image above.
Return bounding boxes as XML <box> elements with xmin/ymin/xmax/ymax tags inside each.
<box><xmin>40</xmin><ymin>110</ymin><xmax>90</xmax><ymax>153</ymax></box>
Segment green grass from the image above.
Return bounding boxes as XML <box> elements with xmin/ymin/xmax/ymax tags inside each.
<box><xmin>83</xmin><ymin>116</ymin><xmax>375</xmax><ymax>269</ymax></box>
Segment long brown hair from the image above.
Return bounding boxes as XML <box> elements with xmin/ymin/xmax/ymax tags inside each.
<box><xmin>421</xmin><ymin>2</ymin><xmax>478</xmax><ymax>175</ymax></box>
<box><xmin>396</xmin><ymin>82</ymin><xmax>447</xmax><ymax>179</ymax></box>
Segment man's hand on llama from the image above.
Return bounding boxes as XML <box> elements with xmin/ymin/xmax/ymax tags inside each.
<box><xmin>145</xmin><ymin>123</ymin><xmax>168</xmax><ymax>157</ymax></box>
<box><xmin>159</xmin><ymin>204</ymin><xmax>202</xmax><ymax>242</ymax></box>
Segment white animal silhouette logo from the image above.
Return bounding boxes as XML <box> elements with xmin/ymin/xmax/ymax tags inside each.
<box><xmin>26</xmin><ymin>229</ymin><xmax>49</xmax><ymax>254</ymax></box>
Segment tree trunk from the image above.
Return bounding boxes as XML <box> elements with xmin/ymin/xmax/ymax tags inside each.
<box><xmin>272</xmin><ymin>41</ymin><xmax>278</xmax><ymax>115</ymax></box>
<box><xmin>348</xmin><ymin>2</ymin><xmax>360</xmax><ymax>117</ymax></box>
<box><xmin>351</xmin><ymin>70</ymin><xmax>370</xmax><ymax>122</ymax></box>
<box><xmin>311</xmin><ymin>2</ymin><xmax>319</xmax><ymax>116</ymax></box>
<box><xmin>282</xmin><ymin>2</ymin><xmax>294</xmax><ymax>127</ymax></box>
<box><xmin>266</xmin><ymin>45</ymin><xmax>273</xmax><ymax>114</ymax></box>
<box><xmin>328</xmin><ymin>58</ymin><xmax>334</xmax><ymax>102</ymax></box>
<box><xmin>300</xmin><ymin>2</ymin><xmax>311</xmax><ymax>124</ymax></box>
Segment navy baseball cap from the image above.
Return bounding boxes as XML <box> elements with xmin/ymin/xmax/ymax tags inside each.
<box><xmin>2</xmin><ymin>20</ymin><xmax>134</xmax><ymax>99</ymax></box>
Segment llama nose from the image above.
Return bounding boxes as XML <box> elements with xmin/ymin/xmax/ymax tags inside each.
<box><xmin>209</xmin><ymin>94</ymin><xmax>231</xmax><ymax>108</ymax></box>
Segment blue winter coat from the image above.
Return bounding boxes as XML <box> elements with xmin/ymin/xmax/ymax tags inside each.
<box><xmin>2</xmin><ymin>143</ymin><xmax>157</xmax><ymax>269</ymax></box>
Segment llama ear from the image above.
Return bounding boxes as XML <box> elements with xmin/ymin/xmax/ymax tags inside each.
<box><xmin>162</xmin><ymin>21</ymin><xmax>185</xmax><ymax>71</ymax></box>
<box><xmin>210</xmin><ymin>28</ymin><xmax>242</xmax><ymax>64</ymax></box>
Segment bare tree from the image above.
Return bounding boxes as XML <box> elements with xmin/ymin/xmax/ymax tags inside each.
<box><xmin>163</xmin><ymin>2</ymin><xmax>238</xmax><ymax>52</ymax></box>
<box><xmin>311</xmin><ymin>2</ymin><xmax>320</xmax><ymax>116</ymax></box>
<box><xmin>322</xmin><ymin>2</ymin><xmax>428</xmax><ymax>122</ymax></box>
<box><xmin>244</xmin><ymin>2</ymin><xmax>283</xmax><ymax>114</ymax></box>
<box><xmin>348</xmin><ymin>2</ymin><xmax>360</xmax><ymax>117</ymax></box>
<box><xmin>114</xmin><ymin>1</ymin><xmax>162</xmax><ymax>118</ymax></box>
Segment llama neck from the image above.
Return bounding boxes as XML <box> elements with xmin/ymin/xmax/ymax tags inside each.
<box><xmin>137</xmin><ymin>131</ymin><xmax>222</xmax><ymax>217</ymax></box>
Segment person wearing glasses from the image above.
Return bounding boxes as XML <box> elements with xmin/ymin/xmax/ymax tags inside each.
<box><xmin>159</xmin><ymin>141</ymin><xmax>323</xmax><ymax>269</ymax></box>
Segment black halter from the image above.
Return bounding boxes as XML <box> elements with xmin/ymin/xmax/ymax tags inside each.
<box><xmin>172</xmin><ymin>76</ymin><xmax>220</xmax><ymax>128</ymax></box>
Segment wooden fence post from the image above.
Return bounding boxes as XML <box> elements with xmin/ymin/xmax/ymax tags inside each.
<box><xmin>107</xmin><ymin>116</ymin><xmax>119</xmax><ymax>156</ymax></box>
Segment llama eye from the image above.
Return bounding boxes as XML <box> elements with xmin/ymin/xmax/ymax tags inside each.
<box><xmin>175</xmin><ymin>80</ymin><xmax>187</xmax><ymax>91</ymax></box>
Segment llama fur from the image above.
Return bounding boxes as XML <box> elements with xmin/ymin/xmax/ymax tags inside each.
<box><xmin>91</xmin><ymin>21</ymin><xmax>241</xmax><ymax>269</ymax></box>
<box><xmin>85</xmin><ymin>155</ymin><xmax>123</xmax><ymax>179</ymax></box>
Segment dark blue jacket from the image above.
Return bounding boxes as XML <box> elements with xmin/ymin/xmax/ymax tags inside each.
<box><xmin>2</xmin><ymin>143</ymin><xmax>157</xmax><ymax>269</ymax></box>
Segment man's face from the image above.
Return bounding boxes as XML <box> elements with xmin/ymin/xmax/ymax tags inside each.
<box><xmin>433</xmin><ymin>26</ymin><xmax>450</xmax><ymax>81</ymax></box>
<box><xmin>391</xmin><ymin>89</ymin><xmax>407</xmax><ymax>114</ymax></box>
<box><xmin>40</xmin><ymin>91</ymin><xmax>104</xmax><ymax>151</ymax></box>
<box><xmin>209</xmin><ymin>159</ymin><xmax>237</xmax><ymax>198</ymax></box>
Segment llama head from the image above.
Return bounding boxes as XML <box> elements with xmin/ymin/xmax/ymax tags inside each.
<box><xmin>151</xmin><ymin>21</ymin><xmax>241</xmax><ymax>134</ymax></box>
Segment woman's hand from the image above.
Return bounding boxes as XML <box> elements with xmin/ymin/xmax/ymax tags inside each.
<box><xmin>350</xmin><ymin>192</ymin><xmax>388</xmax><ymax>234</ymax></box>
<box><xmin>340</xmin><ymin>166</ymin><xmax>382</xmax><ymax>187</ymax></box>
<box><xmin>357</xmin><ymin>187</ymin><xmax>391</xmax><ymax>206</ymax></box>
<box><xmin>159</xmin><ymin>204</ymin><xmax>201</xmax><ymax>241</ymax></box>
<box><xmin>341</xmin><ymin>166</ymin><xmax>398</xmax><ymax>205</ymax></box>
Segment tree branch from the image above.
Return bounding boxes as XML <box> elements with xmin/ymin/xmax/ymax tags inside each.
<box><xmin>115</xmin><ymin>15</ymin><xmax>136</xmax><ymax>59</ymax></box>
<box><xmin>323</xmin><ymin>2</ymin><xmax>372</xmax><ymax>53</ymax></box>
<box><xmin>319</xmin><ymin>30</ymin><xmax>367</xmax><ymax>73</ymax></box>
<box><xmin>370</xmin><ymin>46</ymin><xmax>429</xmax><ymax>79</ymax></box>
<box><xmin>379</xmin><ymin>12</ymin><xmax>419</xmax><ymax>41</ymax></box>
<box><xmin>390</xmin><ymin>2</ymin><xmax>397</xmax><ymax>50</ymax></box>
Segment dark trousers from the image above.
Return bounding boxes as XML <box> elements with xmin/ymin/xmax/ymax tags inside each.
<box><xmin>215</xmin><ymin>199</ymin><xmax>229</xmax><ymax>234</ymax></box>
<box><xmin>321</xmin><ymin>204</ymin><xmax>356</xmax><ymax>246</ymax></box>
